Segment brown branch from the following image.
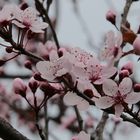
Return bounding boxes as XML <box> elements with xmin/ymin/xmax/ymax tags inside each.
<box><xmin>34</xmin><ymin>0</ymin><xmax>60</xmax><ymax>49</ymax></box>
<box><xmin>121</xmin><ymin>0</ymin><xmax>133</xmax><ymax>32</ymax></box>
<box><xmin>0</xmin><ymin>117</ymin><xmax>31</xmax><ymax>140</ymax></box>
<box><xmin>91</xmin><ymin>112</ymin><xmax>109</xmax><ymax>140</ymax></box>
<box><xmin>74</xmin><ymin>106</ymin><xmax>83</xmax><ymax>131</ymax></box>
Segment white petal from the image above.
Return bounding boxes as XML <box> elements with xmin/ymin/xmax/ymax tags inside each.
<box><xmin>101</xmin><ymin>66</ymin><xmax>117</xmax><ymax>78</ymax></box>
<box><xmin>119</xmin><ymin>78</ymin><xmax>132</xmax><ymax>95</ymax></box>
<box><xmin>49</xmin><ymin>50</ymin><xmax>59</xmax><ymax>61</ymax></box>
<box><xmin>78</xmin><ymin>131</ymin><xmax>90</xmax><ymax>140</ymax></box>
<box><xmin>105</xmin><ymin>31</ymin><xmax>115</xmax><ymax>48</ymax></box>
<box><xmin>103</xmin><ymin>79</ymin><xmax>118</xmax><ymax>96</ymax></box>
<box><xmin>115</xmin><ymin>104</ymin><xmax>124</xmax><ymax>117</ymax></box>
<box><xmin>116</xmin><ymin>32</ymin><xmax>123</xmax><ymax>47</ymax></box>
<box><xmin>95</xmin><ymin>96</ymin><xmax>114</xmax><ymax>109</ymax></box>
<box><xmin>56</xmin><ymin>68</ymin><xmax>68</xmax><ymax>77</ymax></box>
<box><xmin>77</xmin><ymin>100</ymin><xmax>89</xmax><ymax>111</ymax></box>
<box><xmin>36</xmin><ymin>61</ymin><xmax>50</xmax><ymax>75</ymax></box>
<box><xmin>125</xmin><ymin>92</ymin><xmax>140</xmax><ymax>104</ymax></box>
<box><xmin>63</xmin><ymin>92</ymin><xmax>82</xmax><ymax>106</ymax></box>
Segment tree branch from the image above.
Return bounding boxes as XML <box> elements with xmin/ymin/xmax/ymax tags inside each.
<box><xmin>0</xmin><ymin>117</ymin><xmax>31</xmax><ymax>140</ymax></box>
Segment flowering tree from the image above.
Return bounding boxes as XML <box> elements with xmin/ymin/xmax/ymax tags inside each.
<box><xmin>1</xmin><ymin>0</ymin><xmax>140</xmax><ymax>140</ymax></box>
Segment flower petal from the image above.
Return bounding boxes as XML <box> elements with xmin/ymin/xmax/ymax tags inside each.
<box><xmin>77</xmin><ymin>100</ymin><xmax>89</xmax><ymax>111</ymax></box>
<box><xmin>63</xmin><ymin>92</ymin><xmax>82</xmax><ymax>106</ymax></box>
<box><xmin>78</xmin><ymin>131</ymin><xmax>90</xmax><ymax>140</ymax></box>
<box><xmin>119</xmin><ymin>78</ymin><xmax>132</xmax><ymax>95</ymax></box>
<box><xmin>101</xmin><ymin>66</ymin><xmax>117</xmax><ymax>78</ymax></box>
<box><xmin>103</xmin><ymin>79</ymin><xmax>118</xmax><ymax>96</ymax></box>
<box><xmin>95</xmin><ymin>96</ymin><xmax>114</xmax><ymax>109</ymax></box>
<box><xmin>115</xmin><ymin>104</ymin><xmax>124</xmax><ymax>117</ymax></box>
<box><xmin>125</xmin><ymin>92</ymin><xmax>140</xmax><ymax>104</ymax></box>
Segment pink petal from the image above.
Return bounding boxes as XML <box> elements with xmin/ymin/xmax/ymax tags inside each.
<box><xmin>49</xmin><ymin>50</ymin><xmax>59</xmax><ymax>61</ymax></box>
<box><xmin>119</xmin><ymin>77</ymin><xmax>132</xmax><ymax>95</ymax></box>
<box><xmin>116</xmin><ymin>32</ymin><xmax>122</xmax><ymax>47</ymax></box>
<box><xmin>77</xmin><ymin>100</ymin><xmax>89</xmax><ymax>111</ymax></box>
<box><xmin>115</xmin><ymin>104</ymin><xmax>124</xmax><ymax>117</ymax></box>
<box><xmin>101</xmin><ymin>66</ymin><xmax>117</xmax><ymax>78</ymax></box>
<box><xmin>103</xmin><ymin>79</ymin><xmax>118</xmax><ymax>96</ymax></box>
<box><xmin>63</xmin><ymin>92</ymin><xmax>82</xmax><ymax>106</ymax></box>
<box><xmin>125</xmin><ymin>92</ymin><xmax>140</xmax><ymax>104</ymax></box>
<box><xmin>36</xmin><ymin>61</ymin><xmax>50</xmax><ymax>75</ymax></box>
<box><xmin>95</xmin><ymin>96</ymin><xmax>114</xmax><ymax>109</ymax></box>
<box><xmin>105</xmin><ymin>31</ymin><xmax>115</xmax><ymax>48</ymax></box>
<box><xmin>78</xmin><ymin>131</ymin><xmax>90</xmax><ymax>140</ymax></box>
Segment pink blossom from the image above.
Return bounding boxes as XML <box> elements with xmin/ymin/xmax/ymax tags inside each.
<box><xmin>95</xmin><ymin>78</ymin><xmax>140</xmax><ymax>117</ymax></box>
<box><xmin>100</xmin><ymin>31</ymin><xmax>123</xmax><ymax>66</ymax></box>
<box><xmin>72</xmin><ymin>131</ymin><xmax>90</xmax><ymax>140</ymax></box>
<box><xmin>13</xmin><ymin>78</ymin><xmax>27</xmax><ymax>96</ymax></box>
<box><xmin>66</xmin><ymin>47</ymin><xmax>94</xmax><ymax>67</ymax></box>
<box><xmin>63</xmin><ymin>91</ymin><xmax>89</xmax><ymax>111</ymax></box>
<box><xmin>38</xmin><ymin>41</ymin><xmax>58</xmax><ymax>60</ymax></box>
<box><xmin>0</xmin><ymin>4</ymin><xmax>17</xmax><ymax>26</ymax></box>
<box><xmin>36</xmin><ymin>55</ymin><xmax>71</xmax><ymax>82</ymax></box>
<box><xmin>82</xmin><ymin>59</ymin><xmax>117</xmax><ymax>85</ymax></box>
<box><xmin>13</xmin><ymin>7</ymin><xmax>48</xmax><ymax>33</ymax></box>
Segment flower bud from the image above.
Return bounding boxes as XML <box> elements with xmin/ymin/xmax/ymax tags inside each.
<box><xmin>28</xmin><ymin>77</ymin><xmax>39</xmax><ymax>93</ymax></box>
<box><xmin>24</xmin><ymin>60</ymin><xmax>32</xmax><ymax>70</ymax></box>
<box><xmin>121</xmin><ymin>61</ymin><xmax>133</xmax><ymax>75</ymax></box>
<box><xmin>34</xmin><ymin>72</ymin><xmax>45</xmax><ymax>81</ymax></box>
<box><xmin>106</xmin><ymin>10</ymin><xmax>116</xmax><ymax>25</ymax></box>
<box><xmin>13</xmin><ymin>78</ymin><xmax>27</xmax><ymax>97</ymax></box>
<box><xmin>133</xmin><ymin>36</ymin><xmax>140</xmax><ymax>55</ymax></box>
<box><xmin>5</xmin><ymin>47</ymin><xmax>13</xmax><ymax>53</ymax></box>
<box><xmin>84</xmin><ymin>89</ymin><xmax>94</xmax><ymax>98</ymax></box>
<box><xmin>134</xmin><ymin>83</ymin><xmax>140</xmax><ymax>92</ymax></box>
<box><xmin>119</xmin><ymin>69</ymin><xmax>129</xmax><ymax>81</ymax></box>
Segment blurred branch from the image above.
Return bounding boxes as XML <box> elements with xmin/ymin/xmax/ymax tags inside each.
<box><xmin>34</xmin><ymin>0</ymin><xmax>60</xmax><ymax>49</ymax></box>
<box><xmin>0</xmin><ymin>117</ymin><xmax>31</xmax><ymax>140</ymax></box>
<box><xmin>121</xmin><ymin>0</ymin><xmax>133</xmax><ymax>31</ymax></box>
<box><xmin>74</xmin><ymin>106</ymin><xmax>83</xmax><ymax>131</ymax></box>
<box><xmin>91</xmin><ymin>112</ymin><xmax>109</xmax><ymax>140</ymax></box>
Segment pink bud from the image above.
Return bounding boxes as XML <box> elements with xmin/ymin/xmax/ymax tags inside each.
<box><xmin>13</xmin><ymin>78</ymin><xmax>27</xmax><ymax>97</ymax></box>
<box><xmin>28</xmin><ymin>77</ymin><xmax>39</xmax><ymax>93</ymax></box>
<box><xmin>121</xmin><ymin>61</ymin><xmax>133</xmax><ymax>74</ymax></box>
<box><xmin>133</xmin><ymin>36</ymin><xmax>140</xmax><ymax>55</ymax></box>
<box><xmin>134</xmin><ymin>83</ymin><xmax>140</xmax><ymax>92</ymax></box>
<box><xmin>84</xmin><ymin>89</ymin><xmax>94</xmax><ymax>98</ymax></box>
<box><xmin>106</xmin><ymin>10</ymin><xmax>116</xmax><ymax>25</ymax></box>
<box><xmin>119</xmin><ymin>69</ymin><xmax>129</xmax><ymax>81</ymax></box>
<box><xmin>33</xmin><ymin>72</ymin><xmax>45</xmax><ymax>81</ymax></box>
<box><xmin>24</xmin><ymin>60</ymin><xmax>32</xmax><ymax>70</ymax></box>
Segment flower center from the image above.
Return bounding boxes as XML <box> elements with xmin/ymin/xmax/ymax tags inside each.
<box><xmin>113</xmin><ymin>92</ymin><xmax>126</xmax><ymax>104</ymax></box>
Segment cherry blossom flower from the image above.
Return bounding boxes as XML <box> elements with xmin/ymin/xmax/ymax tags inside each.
<box><xmin>63</xmin><ymin>91</ymin><xmax>89</xmax><ymax>111</ymax></box>
<box><xmin>13</xmin><ymin>7</ymin><xmax>48</xmax><ymax>33</ymax></box>
<box><xmin>72</xmin><ymin>131</ymin><xmax>90</xmax><ymax>140</ymax></box>
<box><xmin>66</xmin><ymin>47</ymin><xmax>94</xmax><ymax>67</ymax></box>
<box><xmin>100</xmin><ymin>31</ymin><xmax>123</xmax><ymax>66</ymax></box>
<box><xmin>95</xmin><ymin>78</ymin><xmax>140</xmax><ymax>117</ymax></box>
<box><xmin>0</xmin><ymin>4</ymin><xmax>17</xmax><ymax>26</ymax></box>
<box><xmin>38</xmin><ymin>41</ymin><xmax>58</xmax><ymax>60</ymax></box>
<box><xmin>84</xmin><ymin>59</ymin><xmax>117</xmax><ymax>84</ymax></box>
<box><xmin>36</xmin><ymin>54</ymin><xmax>71</xmax><ymax>82</ymax></box>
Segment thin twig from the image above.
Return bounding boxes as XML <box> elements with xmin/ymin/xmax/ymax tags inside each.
<box><xmin>91</xmin><ymin>112</ymin><xmax>109</xmax><ymax>140</ymax></box>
